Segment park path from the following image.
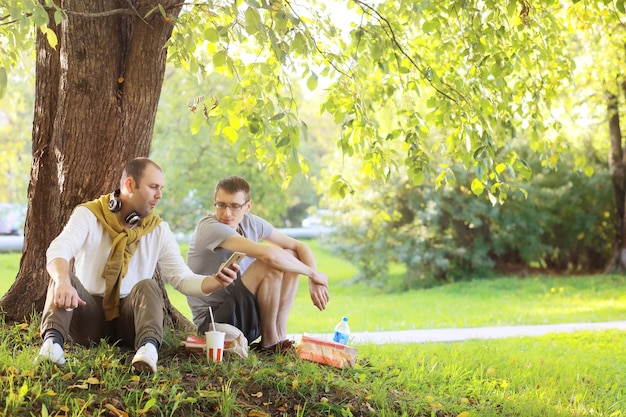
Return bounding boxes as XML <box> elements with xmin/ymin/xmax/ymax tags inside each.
<box><xmin>288</xmin><ymin>320</ymin><xmax>626</xmax><ymax>345</ymax></box>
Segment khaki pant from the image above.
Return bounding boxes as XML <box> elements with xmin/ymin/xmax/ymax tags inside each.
<box><xmin>40</xmin><ymin>274</ymin><xmax>164</xmax><ymax>350</ymax></box>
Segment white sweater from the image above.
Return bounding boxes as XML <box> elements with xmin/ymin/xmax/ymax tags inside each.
<box><xmin>46</xmin><ymin>206</ymin><xmax>206</xmax><ymax>298</ymax></box>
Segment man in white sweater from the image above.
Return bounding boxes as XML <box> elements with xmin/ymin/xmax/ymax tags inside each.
<box><xmin>37</xmin><ymin>157</ymin><xmax>239</xmax><ymax>373</ymax></box>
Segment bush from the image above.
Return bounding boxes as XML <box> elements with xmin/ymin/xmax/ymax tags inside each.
<box><xmin>327</xmin><ymin>151</ymin><xmax>613</xmax><ymax>289</ymax></box>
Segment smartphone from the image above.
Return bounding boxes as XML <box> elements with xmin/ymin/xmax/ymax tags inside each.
<box><xmin>217</xmin><ymin>251</ymin><xmax>246</xmax><ymax>274</ymax></box>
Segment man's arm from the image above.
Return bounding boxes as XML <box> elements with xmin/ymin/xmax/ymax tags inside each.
<box><xmin>220</xmin><ymin>230</ymin><xmax>325</xmax><ymax>283</ymax></box>
<box><xmin>46</xmin><ymin>258</ymin><xmax>86</xmax><ymax>310</ymax></box>
<box><xmin>220</xmin><ymin>230</ymin><xmax>330</xmax><ymax>310</ymax></box>
<box><xmin>199</xmin><ymin>265</ymin><xmax>238</xmax><ymax>294</ymax></box>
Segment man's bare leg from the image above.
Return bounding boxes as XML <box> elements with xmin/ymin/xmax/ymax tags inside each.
<box><xmin>241</xmin><ymin>261</ymin><xmax>285</xmax><ymax>347</ymax></box>
<box><xmin>255</xmin><ymin>269</ymin><xmax>282</xmax><ymax>347</ymax></box>
<box><xmin>275</xmin><ymin>271</ymin><xmax>299</xmax><ymax>341</ymax></box>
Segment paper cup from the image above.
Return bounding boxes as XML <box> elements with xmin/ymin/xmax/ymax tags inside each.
<box><xmin>205</xmin><ymin>331</ymin><xmax>226</xmax><ymax>362</ymax></box>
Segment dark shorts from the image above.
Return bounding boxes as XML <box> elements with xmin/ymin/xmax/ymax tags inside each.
<box><xmin>198</xmin><ymin>278</ymin><xmax>261</xmax><ymax>345</ymax></box>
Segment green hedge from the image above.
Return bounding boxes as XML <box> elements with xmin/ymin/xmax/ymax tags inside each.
<box><xmin>328</xmin><ymin>151</ymin><xmax>613</xmax><ymax>289</ymax></box>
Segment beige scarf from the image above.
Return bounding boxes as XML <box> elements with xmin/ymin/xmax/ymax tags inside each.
<box><xmin>82</xmin><ymin>194</ymin><xmax>162</xmax><ymax>320</ymax></box>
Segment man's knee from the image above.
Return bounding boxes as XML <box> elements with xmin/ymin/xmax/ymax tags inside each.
<box><xmin>134</xmin><ymin>279</ymin><xmax>160</xmax><ymax>293</ymax></box>
<box><xmin>130</xmin><ymin>279</ymin><xmax>163</xmax><ymax>305</ymax></box>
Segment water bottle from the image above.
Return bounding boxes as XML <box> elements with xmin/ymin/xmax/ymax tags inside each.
<box><xmin>332</xmin><ymin>316</ymin><xmax>350</xmax><ymax>345</ymax></box>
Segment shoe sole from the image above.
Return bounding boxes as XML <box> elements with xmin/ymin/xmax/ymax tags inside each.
<box><xmin>132</xmin><ymin>360</ymin><xmax>156</xmax><ymax>373</ymax></box>
<box><xmin>36</xmin><ymin>356</ymin><xmax>66</xmax><ymax>365</ymax></box>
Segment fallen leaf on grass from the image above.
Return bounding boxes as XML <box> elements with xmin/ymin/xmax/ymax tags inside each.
<box><xmin>197</xmin><ymin>389</ymin><xmax>221</xmax><ymax>399</ymax></box>
<box><xmin>85</xmin><ymin>377</ymin><xmax>101</xmax><ymax>385</ymax></box>
<box><xmin>105</xmin><ymin>403</ymin><xmax>128</xmax><ymax>417</ymax></box>
<box><xmin>457</xmin><ymin>412</ymin><xmax>470</xmax><ymax>417</ymax></box>
<box><xmin>61</xmin><ymin>372</ymin><xmax>75</xmax><ymax>381</ymax></box>
<box><xmin>248</xmin><ymin>411</ymin><xmax>270</xmax><ymax>417</ymax></box>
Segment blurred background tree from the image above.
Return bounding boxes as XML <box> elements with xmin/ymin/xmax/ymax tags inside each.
<box><xmin>0</xmin><ymin>0</ymin><xmax>625</xmax><ymax>310</ymax></box>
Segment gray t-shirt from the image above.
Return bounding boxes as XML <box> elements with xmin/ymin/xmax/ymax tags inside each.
<box><xmin>186</xmin><ymin>213</ymin><xmax>273</xmax><ymax>327</ymax></box>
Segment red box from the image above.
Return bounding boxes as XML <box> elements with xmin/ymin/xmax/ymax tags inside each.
<box><xmin>297</xmin><ymin>335</ymin><xmax>358</xmax><ymax>369</ymax></box>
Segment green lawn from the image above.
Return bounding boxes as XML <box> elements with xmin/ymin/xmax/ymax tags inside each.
<box><xmin>3</xmin><ymin>243</ymin><xmax>626</xmax><ymax>334</ymax></box>
<box><xmin>2</xmin><ymin>244</ymin><xmax>626</xmax><ymax>416</ymax></box>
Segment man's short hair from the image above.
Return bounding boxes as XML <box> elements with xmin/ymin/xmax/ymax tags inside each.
<box><xmin>122</xmin><ymin>157</ymin><xmax>161</xmax><ymax>188</ymax></box>
<box><xmin>215</xmin><ymin>176</ymin><xmax>250</xmax><ymax>200</ymax></box>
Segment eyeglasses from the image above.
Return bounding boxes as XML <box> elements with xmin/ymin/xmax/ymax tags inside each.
<box><xmin>214</xmin><ymin>201</ymin><xmax>249</xmax><ymax>212</ymax></box>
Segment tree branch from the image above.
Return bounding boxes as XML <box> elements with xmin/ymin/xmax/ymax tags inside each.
<box><xmin>352</xmin><ymin>0</ymin><xmax>462</xmax><ymax>104</ymax></box>
<box><xmin>0</xmin><ymin>13</ymin><xmax>29</xmax><ymax>26</ymax></box>
<box><xmin>284</xmin><ymin>0</ymin><xmax>352</xmax><ymax>80</ymax></box>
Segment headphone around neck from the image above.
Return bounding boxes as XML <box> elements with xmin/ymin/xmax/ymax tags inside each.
<box><xmin>108</xmin><ymin>189</ymin><xmax>141</xmax><ymax>225</ymax></box>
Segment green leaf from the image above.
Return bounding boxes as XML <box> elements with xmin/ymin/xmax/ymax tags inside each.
<box><xmin>277</xmin><ymin>136</ymin><xmax>290</xmax><ymax>147</ymax></box>
<box><xmin>222</xmin><ymin>126</ymin><xmax>238</xmax><ymax>144</ymax></box>
<box><xmin>292</xmin><ymin>32</ymin><xmax>308</xmax><ymax>55</ymax></box>
<box><xmin>54</xmin><ymin>9</ymin><xmax>64</xmax><ymax>25</ymax></box>
<box><xmin>0</xmin><ymin>67</ymin><xmax>7</xmax><ymax>99</ymax></box>
<box><xmin>248</xmin><ymin>117</ymin><xmax>260</xmax><ymax>134</ymax></box>
<box><xmin>470</xmin><ymin>178</ymin><xmax>485</xmax><ymax>196</ymax></box>
<box><xmin>422</xmin><ymin>20</ymin><xmax>439</xmax><ymax>33</ymax></box>
<box><xmin>213</xmin><ymin>50</ymin><xmax>227</xmax><ymax>67</ymax></box>
<box><xmin>189</xmin><ymin>115</ymin><xmax>203</xmax><ymax>135</ymax></box>
<box><xmin>244</xmin><ymin>7</ymin><xmax>261</xmax><ymax>35</ymax></box>
<box><xmin>204</xmin><ymin>27</ymin><xmax>219</xmax><ymax>42</ymax></box>
<box><xmin>306</xmin><ymin>72</ymin><xmax>318</xmax><ymax>91</ymax></box>
<box><xmin>32</xmin><ymin>5</ymin><xmax>49</xmax><ymax>26</ymax></box>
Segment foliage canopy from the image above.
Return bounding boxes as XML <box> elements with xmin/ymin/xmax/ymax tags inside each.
<box><xmin>2</xmin><ymin>0</ymin><xmax>624</xmax><ymax>202</ymax></box>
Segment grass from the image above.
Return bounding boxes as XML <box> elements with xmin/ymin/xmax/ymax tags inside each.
<box><xmin>1</xmin><ymin>243</ymin><xmax>626</xmax><ymax>416</ymax></box>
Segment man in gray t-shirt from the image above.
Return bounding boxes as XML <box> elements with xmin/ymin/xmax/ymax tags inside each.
<box><xmin>186</xmin><ymin>176</ymin><xmax>330</xmax><ymax>353</ymax></box>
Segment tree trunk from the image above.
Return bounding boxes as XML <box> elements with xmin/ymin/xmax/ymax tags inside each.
<box><xmin>0</xmin><ymin>0</ymin><xmax>185</xmax><ymax>323</ymax></box>
<box><xmin>605</xmin><ymin>84</ymin><xmax>626</xmax><ymax>273</ymax></box>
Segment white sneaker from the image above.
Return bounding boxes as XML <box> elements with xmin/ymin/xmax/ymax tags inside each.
<box><xmin>131</xmin><ymin>343</ymin><xmax>158</xmax><ymax>373</ymax></box>
<box><xmin>36</xmin><ymin>339</ymin><xmax>66</xmax><ymax>365</ymax></box>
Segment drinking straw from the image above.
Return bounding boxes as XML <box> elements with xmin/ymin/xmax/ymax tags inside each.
<box><xmin>209</xmin><ymin>306</ymin><xmax>216</xmax><ymax>332</ymax></box>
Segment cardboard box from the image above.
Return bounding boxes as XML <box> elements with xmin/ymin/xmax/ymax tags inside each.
<box><xmin>297</xmin><ymin>335</ymin><xmax>358</xmax><ymax>369</ymax></box>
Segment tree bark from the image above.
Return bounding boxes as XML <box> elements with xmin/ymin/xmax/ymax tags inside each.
<box><xmin>0</xmin><ymin>0</ymin><xmax>185</xmax><ymax>323</ymax></box>
<box><xmin>605</xmin><ymin>83</ymin><xmax>626</xmax><ymax>273</ymax></box>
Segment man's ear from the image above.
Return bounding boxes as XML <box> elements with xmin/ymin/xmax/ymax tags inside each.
<box><xmin>123</xmin><ymin>176</ymin><xmax>134</xmax><ymax>194</ymax></box>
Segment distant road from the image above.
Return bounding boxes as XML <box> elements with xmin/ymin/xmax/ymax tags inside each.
<box><xmin>276</xmin><ymin>226</ymin><xmax>333</xmax><ymax>239</ymax></box>
<box><xmin>289</xmin><ymin>321</ymin><xmax>626</xmax><ymax>345</ymax></box>
<box><xmin>0</xmin><ymin>235</ymin><xmax>23</xmax><ymax>253</ymax></box>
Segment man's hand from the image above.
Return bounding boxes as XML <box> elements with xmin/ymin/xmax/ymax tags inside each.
<box><xmin>308</xmin><ymin>270</ymin><xmax>329</xmax><ymax>287</ymax></box>
<box><xmin>214</xmin><ymin>262</ymin><xmax>240</xmax><ymax>287</ymax></box>
<box><xmin>309</xmin><ymin>272</ymin><xmax>330</xmax><ymax>311</ymax></box>
<box><xmin>53</xmin><ymin>279</ymin><xmax>86</xmax><ymax>310</ymax></box>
